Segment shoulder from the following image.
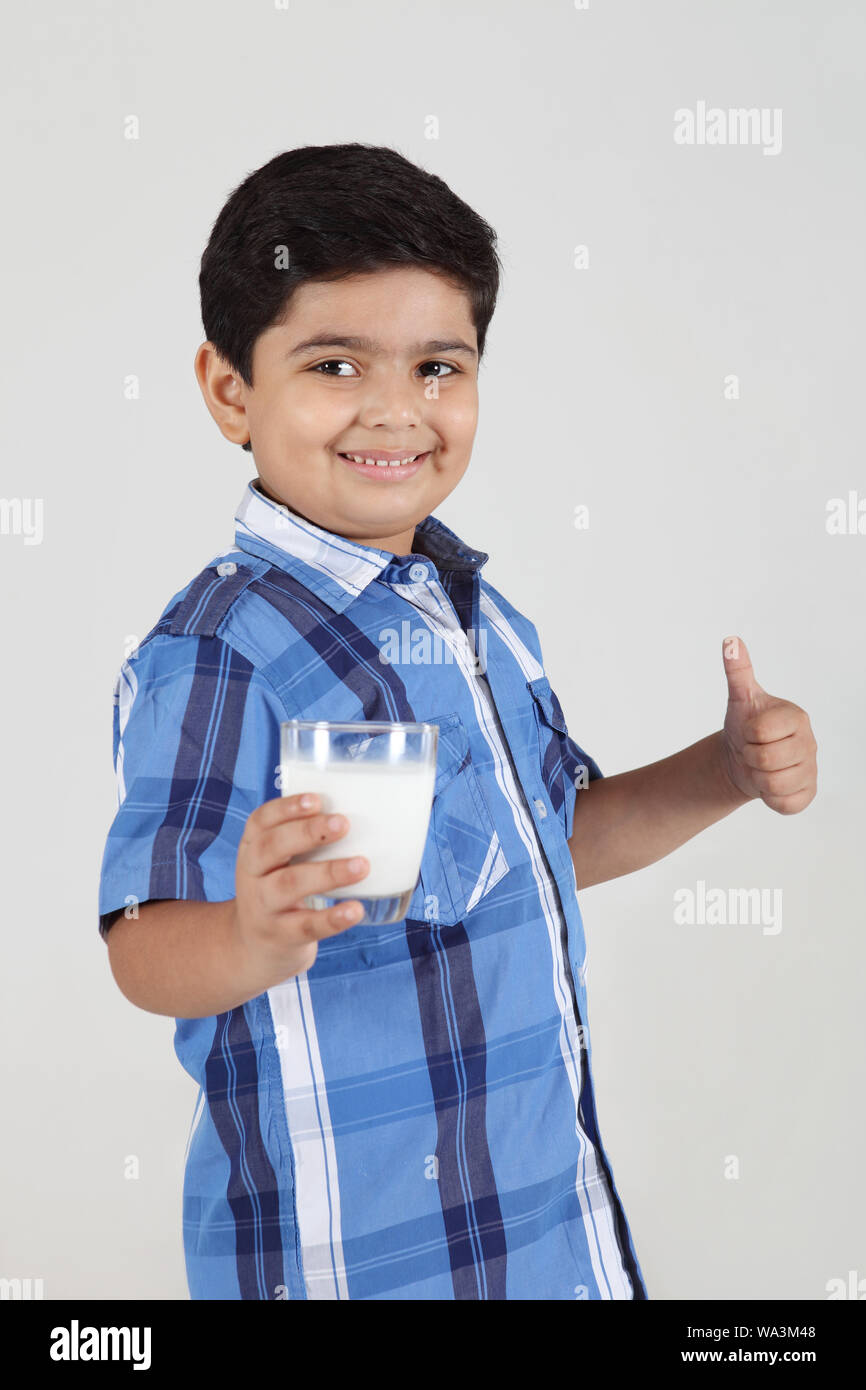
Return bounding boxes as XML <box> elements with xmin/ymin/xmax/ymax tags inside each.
<box><xmin>113</xmin><ymin>552</ymin><xmax>281</xmax><ymax>710</ymax></box>
<box><xmin>124</xmin><ymin>551</ymin><xmax>272</xmax><ymax>663</ymax></box>
<box><xmin>162</xmin><ymin>551</ymin><xmax>272</xmax><ymax>641</ymax></box>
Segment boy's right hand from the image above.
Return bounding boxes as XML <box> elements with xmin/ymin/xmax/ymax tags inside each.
<box><xmin>232</xmin><ymin>793</ymin><xmax>370</xmax><ymax>979</ymax></box>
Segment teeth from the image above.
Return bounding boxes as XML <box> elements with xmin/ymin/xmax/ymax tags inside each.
<box><xmin>346</xmin><ymin>453</ymin><xmax>420</xmax><ymax>466</ymax></box>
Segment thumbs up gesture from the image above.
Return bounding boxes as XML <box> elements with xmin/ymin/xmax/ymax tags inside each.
<box><xmin>719</xmin><ymin>636</ymin><xmax>817</xmax><ymax>813</ymax></box>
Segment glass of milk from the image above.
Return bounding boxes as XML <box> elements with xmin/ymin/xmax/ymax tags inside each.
<box><xmin>279</xmin><ymin>720</ymin><xmax>439</xmax><ymax>926</ymax></box>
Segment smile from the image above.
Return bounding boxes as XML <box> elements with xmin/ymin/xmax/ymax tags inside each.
<box><xmin>337</xmin><ymin>451</ymin><xmax>430</xmax><ymax>480</ymax></box>
<box><xmin>340</xmin><ymin>452</ymin><xmax>425</xmax><ymax>466</ymax></box>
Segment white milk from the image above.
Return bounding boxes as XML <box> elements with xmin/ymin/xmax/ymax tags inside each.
<box><xmin>281</xmin><ymin>757</ymin><xmax>437</xmax><ymax>898</ymax></box>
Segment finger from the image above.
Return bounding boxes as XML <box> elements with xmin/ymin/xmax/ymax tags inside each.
<box><xmin>288</xmin><ymin>897</ymin><xmax>368</xmax><ymax>945</ymax></box>
<box><xmin>268</xmin><ymin>852</ymin><xmax>370</xmax><ymax>910</ymax></box>
<box><xmin>762</xmin><ymin>786</ymin><xmax>817</xmax><ymax>815</ymax></box>
<box><xmin>242</xmin><ymin>808</ymin><xmax>350</xmax><ymax>878</ymax></box>
<box><xmin>322</xmin><ymin>898</ymin><xmax>366</xmax><ymax>932</ymax></box>
<box><xmin>742</xmin><ymin>704</ymin><xmax>801</xmax><ymax>743</ymax></box>
<box><xmin>740</xmin><ymin>732</ymin><xmax>805</xmax><ymax>772</ymax></box>
<box><xmin>746</xmin><ymin>762</ymin><xmax>811</xmax><ymax>797</ymax></box>
<box><xmin>722</xmin><ymin>635</ymin><xmax>763</xmax><ymax>704</ymax></box>
<box><xmin>243</xmin><ymin>791</ymin><xmax>322</xmax><ymax>840</ymax></box>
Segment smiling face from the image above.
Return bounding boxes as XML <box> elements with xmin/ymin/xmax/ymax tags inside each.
<box><xmin>194</xmin><ymin>265</ymin><xmax>480</xmax><ymax>555</ymax></box>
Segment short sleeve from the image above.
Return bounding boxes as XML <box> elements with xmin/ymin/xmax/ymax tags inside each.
<box><xmin>563</xmin><ymin>733</ymin><xmax>603</xmax><ymax>786</ymax></box>
<box><xmin>542</xmin><ymin>682</ymin><xmax>603</xmax><ymax>845</ymax></box>
<box><xmin>97</xmin><ymin>633</ymin><xmax>286</xmax><ymax>939</ymax></box>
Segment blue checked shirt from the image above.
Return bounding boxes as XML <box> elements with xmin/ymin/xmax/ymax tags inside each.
<box><xmin>98</xmin><ymin>478</ymin><xmax>648</xmax><ymax>1301</ymax></box>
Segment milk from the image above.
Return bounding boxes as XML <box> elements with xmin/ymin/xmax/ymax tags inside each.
<box><xmin>281</xmin><ymin>757</ymin><xmax>437</xmax><ymax>898</ymax></box>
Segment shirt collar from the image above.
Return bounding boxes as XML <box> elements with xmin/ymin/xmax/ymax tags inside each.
<box><xmin>233</xmin><ymin>478</ymin><xmax>489</xmax><ymax>615</ymax></box>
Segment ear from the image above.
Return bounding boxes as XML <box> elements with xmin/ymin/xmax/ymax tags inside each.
<box><xmin>193</xmin><ymin>342</ymin><xmax>251</xmax><ymax>447</ymax></box>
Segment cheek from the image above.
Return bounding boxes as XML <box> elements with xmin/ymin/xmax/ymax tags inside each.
<box><xmin>286</xmin><ymin>391</ymin><xmax>357</xmax><ymax>443</ymax></box>
<box><xmin>438</xmin><ymin>390</ymin><xmax>478</xmax><ymax>441</ymax></box>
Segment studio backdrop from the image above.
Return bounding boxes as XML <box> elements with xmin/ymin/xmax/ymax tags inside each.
<box><xmin>1</xmin><ymin>0</ymin><xmax>862</xmax><ymax>1300</ymax></box>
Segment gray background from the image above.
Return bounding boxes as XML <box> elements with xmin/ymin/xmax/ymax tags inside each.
<box><xmin>2</xmin><ymin>0</ymin><xmax>863</xmax><ymax>1299</ymax></box>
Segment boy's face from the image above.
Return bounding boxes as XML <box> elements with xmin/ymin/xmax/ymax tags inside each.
<box><xmin>195</xmin><ymin>265</ymin><xmax>480</xmax><ymax>555</ymax></box>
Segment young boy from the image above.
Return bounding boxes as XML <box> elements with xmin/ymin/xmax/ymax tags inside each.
<box><xmin>98</xmin><ymin>144</ymin><xmax>817</xmax><ymax>1301</ymax></box>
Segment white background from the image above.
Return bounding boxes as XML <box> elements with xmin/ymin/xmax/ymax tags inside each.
<box><xmin>1</xmin><ymin>0</ymin><xmax>863</xmax><ymax>1299</ymax></box>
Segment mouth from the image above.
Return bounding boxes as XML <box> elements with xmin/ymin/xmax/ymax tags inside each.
<box><xmin>337</xmin><ymin>450</ymin><xmax>431</xmax><ymax>480</ymax></box>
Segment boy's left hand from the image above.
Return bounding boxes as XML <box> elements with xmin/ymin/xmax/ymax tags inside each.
<box><xmin>718</xmin><ymin>635</ymin><xmax>818</xmax><ymax>814</ymax></box>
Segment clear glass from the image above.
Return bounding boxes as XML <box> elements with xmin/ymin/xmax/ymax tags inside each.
<box><xmin>279</xmin><ymin>720</ymin><xmax>439</xmax><ymax>925</ymax></box>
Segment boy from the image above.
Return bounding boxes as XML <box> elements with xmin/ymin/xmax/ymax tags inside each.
<box><xmin>98</xmin><ymin>144</ymin><xmax>817</xmax><ymax>1301</ymax></box>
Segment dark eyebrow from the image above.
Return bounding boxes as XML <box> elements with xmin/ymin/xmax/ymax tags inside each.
<box><xmin>286</xmin><ymin>334</ymin><xmax>478</xmax><ymax>359</ymax></box>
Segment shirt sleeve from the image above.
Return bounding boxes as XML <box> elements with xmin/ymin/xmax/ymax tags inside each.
<box><xmin>540</xmin><ymin>680</ymin><xmax>603</xmax><ymax>848</ymax></box>
<box><xmin>548</xmin><ymin>683</ymin><xmax>603</xmax><ymax>785</ymax></box>
<box><xmin>97</xmin><ymin>632</ymin><xmax>286</xmax><ymax>940</ymax></box>
<box><xmin>564</xmin><ymin>734</ymin><xmax>603</xmax><ymax>785</ymax></box>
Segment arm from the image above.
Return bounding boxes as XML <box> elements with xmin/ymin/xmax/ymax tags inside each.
<box><xmin>98</xmin><ymin>637</ymin><xmax>367</xmax><ymax>1018</ymax></box>
<box><xmin>107</xmin><ymin>899</ymin><xmax>280</xmax><ymax>1019</ymax></box>
<box><xmin>105</xmin><ymin>796</ymin><xmax>371</xmax><ymax>1019</ymax></box>
<box><xmin>568</xmin><ymin>635</ymin><xmax>817</xmax><ymax>890</ymax></box>
<box><xmin>568</xmin><ymin>730</ymin><xmax>749</xmax><ymax>890</ymax></box>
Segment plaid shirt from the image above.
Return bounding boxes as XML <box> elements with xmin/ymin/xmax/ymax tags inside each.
<box><xmin>98</xmin><ymin>478</ymin><xmax>647</xmax><ymax>1301</ymax></box>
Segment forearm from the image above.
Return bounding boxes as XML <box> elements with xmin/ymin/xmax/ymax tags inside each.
<box><xmin>105</xmin><ymin>898</ymin><xmax>295</xmax><ymax>1018</ymax></box>
<box><xmin>568</xmin><ymin>730</ymin><xmax>753</xmax><ymax>889</ymax></box>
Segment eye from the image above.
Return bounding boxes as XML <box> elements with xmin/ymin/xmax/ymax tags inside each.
<box><xmin>308</xmin><ymin>358</ymin><xmax>462</xmax><ymax>378</ymax></box>
<box><xmin>419</xmin><ymin>360</ymin><xmax>460</xmax><ymax>378</ymax></box>
<box><xmin>310</xmin><ymin>359</ymin><xmax>358</xmax><ymax>376</ymax></box>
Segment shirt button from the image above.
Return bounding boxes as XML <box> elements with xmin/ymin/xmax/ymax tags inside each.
<box><xmin>216</xmin><ymin>562</ymin><xmax>237</xmax><ymax>577</ymax></box>
<box><xmin>408</xmin><ymin>563</ymin><xmax>429</xmax><ymax>582</ymax></box>
<box><xmin>533</xmin><ymin>798</ymin><xmax>547</xmax><ymax>818</ymax></box>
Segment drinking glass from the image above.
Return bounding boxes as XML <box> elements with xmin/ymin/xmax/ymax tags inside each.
<box><xmin>279</xmin><ymin>720</ymin><xmax>439</xmax><ymax>925</ymax></box>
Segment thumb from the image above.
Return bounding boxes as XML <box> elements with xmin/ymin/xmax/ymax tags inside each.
<box><xmin>722</xmin><ymin>635</ymin><xmax>766</xmax><ymax>708</ymax></box>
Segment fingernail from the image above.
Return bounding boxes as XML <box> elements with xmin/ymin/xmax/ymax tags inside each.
<box><xmin>300</xmin><ymin>794</ymin><xmax>316</xmax><ymax>808</ymax></box>
<box><xmin>347</xmin><ymin>857</ymin><xmax>366</xmax><ymax>873</ymax></box>
<box><xmin>327</xmin><ymin>814</ymin><xmax>344</xmax><ymax>831</ymax></box>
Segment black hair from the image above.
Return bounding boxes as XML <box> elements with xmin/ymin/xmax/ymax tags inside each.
<box><xmin>198</xmin><ymin>143</ymin><xmax>502</xmax><ymax>450</ymax></box>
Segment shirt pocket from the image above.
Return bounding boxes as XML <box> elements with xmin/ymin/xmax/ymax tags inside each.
<box><xmin>526</xmin><ymin>675</ymin><xmax>600</xmax><ymax>839</ymax></box>
<box><xmin>407</xmin><ymin>712</ymin><xmax>509</xmax><ymax>925</ymax></box>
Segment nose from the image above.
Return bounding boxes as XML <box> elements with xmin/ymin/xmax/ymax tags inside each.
<box><xmin>355</xmin><ymin>367</ymin><xmax>424</xmax><ymax>432</ymax></box>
